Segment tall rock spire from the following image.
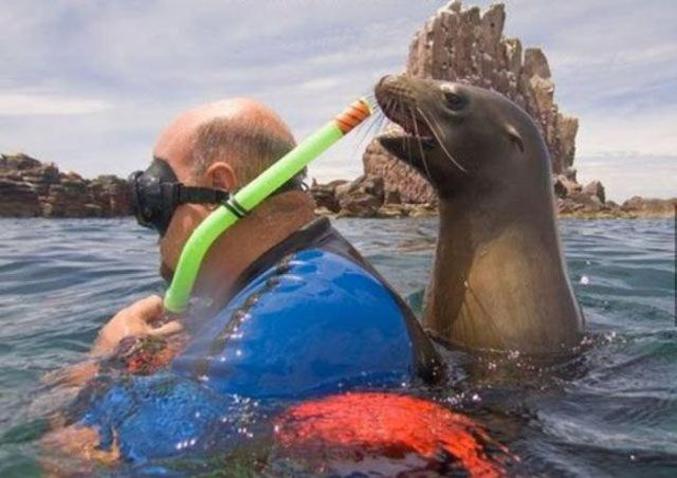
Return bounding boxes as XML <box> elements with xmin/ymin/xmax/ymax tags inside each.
<box><xmin>363</xmin><ymin>1</ymin><xmax>579</xmax><ymax>203</ymax></box>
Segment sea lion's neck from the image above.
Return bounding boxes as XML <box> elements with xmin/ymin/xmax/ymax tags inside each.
<box><xmin>426</xmin><ymin>194</ymin><xmax>583</xmax><ymax>354</ymax></box>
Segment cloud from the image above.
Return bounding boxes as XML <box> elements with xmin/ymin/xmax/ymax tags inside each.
<box><xmin>577</xmin><ymin>153</ymin><xmax>677</xmax><ymax>202</ymax></box>
<box><xmin>0</xmin><ymin>0</ymin><xmax>675</xmax><ymax>199</ymax></box>
<box><xmin>576</xmin><ymin>107</ymin><xmax>677</xmax><ymax>158</ymax></box>
<box><xmin>0</xmin><ymin>92</ymin><xmax>112</xmax><ymax>116</ymax></box>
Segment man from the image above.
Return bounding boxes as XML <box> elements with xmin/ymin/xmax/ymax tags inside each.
<box><xmin>43</xmin><ymin>98</ymin><xmax>443</xmax><ymax>468</ymax></box>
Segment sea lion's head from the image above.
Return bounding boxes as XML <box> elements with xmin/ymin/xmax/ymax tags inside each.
<box><xmin>375</xmin><ymin>74</ymin><xmax>550</xmax><ymax>200</ymax></box>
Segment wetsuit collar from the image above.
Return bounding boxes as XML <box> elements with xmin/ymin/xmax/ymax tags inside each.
<box><xmin>227</xmin><ymin>217</ymin><xmax>332</xmax><ymax>300</ymax></box>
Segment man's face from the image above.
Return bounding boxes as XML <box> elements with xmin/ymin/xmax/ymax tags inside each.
<box><xmin>152</xmin><ymin>124</ymin><xmax>212</xmax><ymax>283</ymax></box>
<box><xmin>145</xmin><ymin>98</ymin><xmax>291</xmax><ymax>283</ymax></box>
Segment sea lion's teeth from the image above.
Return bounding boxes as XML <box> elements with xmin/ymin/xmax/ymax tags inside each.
<box><xmin>384</xmin><ymin>123</ymin><xmax>405</xmax><ymax>134</ymax></box>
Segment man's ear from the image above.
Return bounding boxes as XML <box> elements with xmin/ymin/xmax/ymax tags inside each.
<box><xmin>205</xmin><ymin>161</ymin><xmax>237</xmax><ymax>190</ymax></box>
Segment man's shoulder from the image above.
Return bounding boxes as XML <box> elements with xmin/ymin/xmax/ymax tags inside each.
<box><xmin>235</xmin><ymin>247</ymin><xmax>399</xmax><ymax>314</ymax></box>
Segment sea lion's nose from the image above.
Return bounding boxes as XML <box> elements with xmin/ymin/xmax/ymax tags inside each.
<box><xmin>375</xmin><ymin>75</ymin><xmax>401</xmax><ymax>108</ymax></box>
<box><xmin>376</xmin><ymin>75</ymin><xmax>389</xmax><ymax>88</ymax></box>
<box><xmin>376</xmin><ymin>75</ymin><xmax>397</xmax><ymax>91</ymax></box>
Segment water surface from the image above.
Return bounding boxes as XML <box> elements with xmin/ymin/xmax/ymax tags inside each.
<box><xmin>0</xmin><ymin>217</ymin><xmax>674</xmax><ymax>476</ymax></box>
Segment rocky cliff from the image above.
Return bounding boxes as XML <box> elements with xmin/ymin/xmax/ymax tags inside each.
<box><xmin>310</xmin><ymin>174</ymin><xmax>675</xmax><ymax>219</ymax></box>
<box><xmin>363</xmin><ymin>1</ymin><xmax>579</xmax><ymax>204</ymax></box>
<box><xmin>0</xmin><ymin>153</ymin><xmax>131</xmax><ymax>218</ymax></box>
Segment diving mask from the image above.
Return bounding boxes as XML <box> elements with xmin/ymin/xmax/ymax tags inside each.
<box><xmin>128</xmin><ymin>158</ymin><xmax>230</xmax><ymax>236</ymax></box>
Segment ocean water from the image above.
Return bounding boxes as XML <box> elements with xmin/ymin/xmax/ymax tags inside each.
<box><xmin>0</xmin><ymin>217</ymin><xmax>674</xmax><ymax>476</ymax></box>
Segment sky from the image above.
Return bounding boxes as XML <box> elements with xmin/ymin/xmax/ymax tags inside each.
<box><xmin>0</xmin><ymin>0</ymin><xmax>675</xmax><ymax>201</ymax></box>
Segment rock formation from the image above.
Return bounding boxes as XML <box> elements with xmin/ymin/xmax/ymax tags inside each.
<box><xmin>309</xmin><ymin>175</ymin><xmax>437</xmax><ymax>219</ymax></box>
<box><xmin>363</xmin><ymin>1</ymin><xmax>580</xmax><ymax>203</ymax></box>
<box><xmin>0</xmin><ymin>153</ymin><xmax>131</xmax><ymax>218</ymax></box>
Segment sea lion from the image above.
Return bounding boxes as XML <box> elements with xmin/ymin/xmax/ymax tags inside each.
<box><xmin>374</xmin><ymin>74</ymin><xmax>584</xmax><ymax>357</ymax></box>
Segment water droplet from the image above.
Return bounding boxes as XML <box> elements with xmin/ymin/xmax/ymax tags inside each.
<box><xmin>580</xmin><ymin>275</ymin><xmax>590</xmax><ymax>285</ymax></box>
<box><xmin>235</xmin><ymin>349</ymin><xmax>242</xmax><ymax>357</ymax></box>
<box><xmin>472</xmin><ymin>393</ymin><xmax>481</xmax><ymax>402</ymax></box>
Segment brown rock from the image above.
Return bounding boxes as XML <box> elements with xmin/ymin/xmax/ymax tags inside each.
<box><xmin>0</xmin><ymin>153</ymin><xmax>42</xmax><ymax>171</ymax></box>
<box><xmin>362</xmin><ymin>139</ymin><xmax>435</xmax><ymax>204</ymax></box>
<box><xmin>336</xmin><ymin>174</ymin><xmax>386</xmax><ymax>218</ymax></box>
<box><xmin>479</xmin><ymin>4</ymin><xmax>505</xmax><ymax>58</ymax></box>
<box><xmin>363</xmin><ymin>1</ymin><xmax>582</xmax><ymax>203</ymax></box>
<box><xmin>0</xmin><ymin>153</ymin><xmax>132</xmax><ymax>218</ymax></box>
<box><xmin>0</xmin><ymin>178</ymin><xmax>41</xmax><ymax>217</ymax></box>
<box><xmin>553</xmin><ymin>175</ymin><xmax>582</xmax><ymax>198</ymax></box>
<box><xmin>556</xmin><ymin>114</ymin><xmax>579</xmax><ymax>173</ymax></box>
<box><xmin>582</xmin><ymin>180</ymin><xmax>606</xmax><ymax>203</ymax></box>
<box><xmin>621</xmin><ymin>197</ymin><xmax>676</xmax><ymax>217</ymax></box>
<box><xmin>338</xmin><ymin>192</ymin><xmax>381</xmax><ymax>218</ymax></box>
<box><xmin>377</xmin><ymin>204</ymin><xmax>409</xmax><ymax>218</ymax></box>
<box><xmin>556</xmin><ymin>197</ymin><xmax>584</xmax><ymax>215</ymax></box>
<box><xmin>523</xmin><ymin>47</ymin><xmax>551</xmax><ymax>79</ymax></box>
<box><xmin>90</xmin><ymin>175</ymin><xmax>133</xmax><ymax>216</ymax></box>
<box><xmin>568</xmin><ymin>192</ymin><xmax>604</xmax><ymax>211</ymax></box>
<box><xmin>313</xmin><ymin>206</ymin><xmax>334</xmax><ymax>217</ymax></box>
<box><xmin>405</xmin><ymin>203</ymin><xmax>438</xmax><ymax>218</ymax></box>
<box><xmin>309</xmin><ymin>179</ymin><xmax>347</xmax><ymax>213</ymax></box>
<box><xmin>529</xmin><ymin>75</ymin><xmax>555</xmax><ymax>114</ymax></box>
<box><xmin>502</xmin><ymin>38</ymin><xmax>522</xmax><ymax>76</ymax></box>
<box><xmin>384</xmin><ymin>189</ymin><xmax>402</xmax><ymax>205</ymax></box>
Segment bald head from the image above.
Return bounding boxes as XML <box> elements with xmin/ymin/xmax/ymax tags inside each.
<box><xmin>154</xmin><ymin>98</ymin><xmax>296</xmax><ymax>186</ymax></box>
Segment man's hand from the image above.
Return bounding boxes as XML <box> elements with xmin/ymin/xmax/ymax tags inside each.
<box><xmin>91</xmin><ymin>295</ymin><xmax>182</xmax><ymax>356</ymax></box>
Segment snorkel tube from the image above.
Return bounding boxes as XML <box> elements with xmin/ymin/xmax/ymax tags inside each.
<box><xmin>163</xmin><ymin>97</ymin><xmax>375</xmax><ymax>313</ymax></box>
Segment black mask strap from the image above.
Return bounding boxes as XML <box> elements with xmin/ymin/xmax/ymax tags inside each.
<box><xmin>175</xmin><ymin>185</ymin><xmax>230</xmax><ymax>205</ymax></box>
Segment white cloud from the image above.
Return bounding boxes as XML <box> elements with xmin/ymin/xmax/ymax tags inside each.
<box><xmin>0</xmin><ymin>0</ymin><xmax>675</xmax><ymax>200</ymax></box>
<box><xmin>577</xmin><ymin>153</ymin><xmax>677</xmax><ymax>202</ymax></box>
<box><xmin>0</xmin><ymin>93</ymin><xmax>112</xmax><ymax>116</ymax></box>
<box><xmin>577</xmin><ymin>107</ymin><xmax>677</xmax><ymax>158</ymax></box>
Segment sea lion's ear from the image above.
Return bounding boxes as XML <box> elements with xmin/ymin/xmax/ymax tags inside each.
<box><xmin>505</xmin><ymin>124</ymin><xmax>525</xmax><ymax>153</ymax></box>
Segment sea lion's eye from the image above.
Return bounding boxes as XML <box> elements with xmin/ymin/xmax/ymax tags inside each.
<box><xmin>444</xmin><ymin>92</ymin><xmax>466</xmax><ymax>110</ymax></box>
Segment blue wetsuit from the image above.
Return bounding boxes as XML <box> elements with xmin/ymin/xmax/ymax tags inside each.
<box><xmin>72</xmin><ymin>218</ymin><xmax>443</xmax><ymax>464</ymax></box>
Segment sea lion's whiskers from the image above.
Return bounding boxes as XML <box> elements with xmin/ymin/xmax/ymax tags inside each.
<box><xmin>409</xmin><ymin>106</ymin><xmax>433</xmax><ymax>184</ymax></box>
<box><xmin>359</xmin><ymin>111</ymin><xmax>384</xmax><ymax>145</ymax></box>
<box><xmin>351</xmin><ymin>108</ymin><xmax>386</xmax><ymax>156</ymax></box>
<box><xmin>396</xmin><ymin>100</ymin><xmax>414</xmax><ymax>168</ymax></box>
<box><xmin>417</xmin><ymin>106</ymin><xmax>467</xmax><ymax>174</ymax></box>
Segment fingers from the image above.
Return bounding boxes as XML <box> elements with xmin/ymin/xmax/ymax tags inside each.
<box><xmin>130</xmin><ymin>295</ymin><xmax>164</xmax><ymax>323</ymax></box>
<box><xmin>148</xmin><ymin>320</ymin><xmax>183</xmax><ymax>337</ymax></box>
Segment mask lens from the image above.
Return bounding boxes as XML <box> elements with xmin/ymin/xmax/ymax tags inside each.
<box><xmin>128</xmin><ymin>159</ymin><xmax>179</xmax><ymax>236</ymax></box>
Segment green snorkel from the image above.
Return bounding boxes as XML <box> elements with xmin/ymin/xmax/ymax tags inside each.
<box><xmin>163</xmin><ymin>97</ymin><xmax>375</xmax><ymax>313</ymax></box>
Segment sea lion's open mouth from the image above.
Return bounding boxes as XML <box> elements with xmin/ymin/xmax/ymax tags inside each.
<box><xmin>374</xmin><ymin>75</ymin><xmax>436</xmax><ymax>149</ymax></box>
<box><xmin>377</xmin><ymin>103</ymin><xmax>436</xmax><ymax>147</ymax></box>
